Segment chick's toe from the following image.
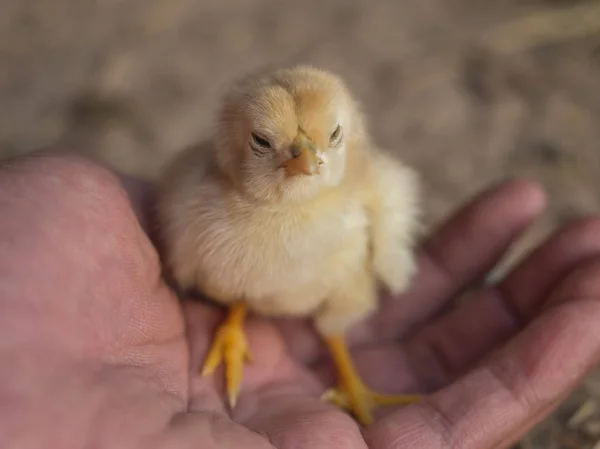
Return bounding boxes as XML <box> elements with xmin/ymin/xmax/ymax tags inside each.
<box><xmin>201</xmin><ymin>302</ymin><xmax>251</xmax><ymax>408</ymax></box>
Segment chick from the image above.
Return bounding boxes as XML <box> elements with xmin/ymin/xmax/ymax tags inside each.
<box><xmin>155</xmin><ymin>65</ymin><xmax>421</xmax><ymax>426</ymax></box>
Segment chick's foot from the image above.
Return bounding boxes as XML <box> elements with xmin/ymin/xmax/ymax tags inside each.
<box><xmin>201</xmin><ymin>302</ymin><xmax>251</xmax><ymax>408</ymax></box>
<box><xmin>321</xmin><ymin>335</ymin><xmax>420</xmax><ymax>426</ymax></box>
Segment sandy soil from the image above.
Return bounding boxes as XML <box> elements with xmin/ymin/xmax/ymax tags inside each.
<box><xmin>1</xmin><ymin>0</ymin><xmax>600</xmax><ymax>446</ymax></box>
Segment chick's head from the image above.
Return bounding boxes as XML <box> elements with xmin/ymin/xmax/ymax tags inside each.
<box><xmin>213</xmin><ymin>66</ymin><xmax>365</xmax><ymax>203</ymax></box>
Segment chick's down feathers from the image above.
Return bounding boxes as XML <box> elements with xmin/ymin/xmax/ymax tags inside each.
<box><xmin>156</xmin><ymin>65</ymin><xmax>421</xmax><ymax>336</ymax></box>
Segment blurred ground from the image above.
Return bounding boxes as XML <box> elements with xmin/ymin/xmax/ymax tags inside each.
<box><xmin>1</xmin><ymin>0</ymin><xmax>600</xmax><ymax>446</ymax></box>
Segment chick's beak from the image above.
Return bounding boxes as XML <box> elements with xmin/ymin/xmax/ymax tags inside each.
<box><xmin>282</xmin><ymin>133</ymin><xmax>323</xmax><ymax>177</ymax></box>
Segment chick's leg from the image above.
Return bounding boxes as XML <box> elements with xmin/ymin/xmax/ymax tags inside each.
<box><xmin>201</xmin><ymin>301</ymin><xmax>251</xmax><ymax>408</ymax></box>
<box><xmin>321</xmin><ymin>335</ymin><xmax>420</xmax><ymax>426</ymax></box>
<box><xmin>323</xmin><ymin>335</ymin><xmax>420</xmax><ymax>426</ymax></box>
<box><xmin>317</xmin><ymin>269</ymin><xmax>419</xmax><ymax>426</ymax></box>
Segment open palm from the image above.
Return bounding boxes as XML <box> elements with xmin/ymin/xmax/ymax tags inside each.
<box><xmin>2</xmin><ymin>153</ymin><xmax>600</xmax><ymax>449</ymax></box>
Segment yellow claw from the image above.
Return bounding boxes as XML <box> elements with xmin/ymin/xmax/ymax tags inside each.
<box><xmin>321</xmin><ymin>335</ymin><xmax>421</xmax><ymax>426</ymax></box>
<box><xmin>201</xmin><ymin>302</ymin><xmax>250</xmax><ymax>409</ymax></box>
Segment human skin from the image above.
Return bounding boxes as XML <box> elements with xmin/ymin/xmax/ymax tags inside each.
<box><xmin>1</xmin><ymin>152</ymin><xmax>600</xmax><ymax>449</ymax></box>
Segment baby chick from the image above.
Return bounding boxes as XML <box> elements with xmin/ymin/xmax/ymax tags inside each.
<box><xmin>155</xmin><ymin>65</ymin><xmax>421</xmax><ymax>426</ymax></box>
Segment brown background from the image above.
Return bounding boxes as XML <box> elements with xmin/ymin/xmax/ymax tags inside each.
<box><xmin>1</xmin><ymin>0</ymin><xmax>600</xmax><ymax>446</ymax></box>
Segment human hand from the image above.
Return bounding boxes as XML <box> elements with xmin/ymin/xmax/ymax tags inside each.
<box><xmin>1</xmin><ymin>153</ymin><xmax>600</xmax><ymax>449</ymax></box>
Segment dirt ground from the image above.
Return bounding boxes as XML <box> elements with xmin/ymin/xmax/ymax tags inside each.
<box><xmin>1</xmin><ymin>0</ymin><xmax>600</xmax><ymax>446</ymax></box>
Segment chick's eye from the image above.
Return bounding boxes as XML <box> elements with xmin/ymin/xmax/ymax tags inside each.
<box><xmin>330</xmin><ymin>125</ymin><xmax>342</xmax><ymax>144</ymax></box>
<box><xmin>251</xmin><ymin>132</ymin><xmax>271</xmax><ymax>148</ymax></box>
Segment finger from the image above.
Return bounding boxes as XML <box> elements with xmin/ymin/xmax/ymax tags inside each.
<box><xmin>396</xmin><ymin>216</ymin><xmax>600</xmax><ymax>390</ymax></box>
<box><xmin>400</xmin><ymin>288</ymin><xmax>519</xmax><ymax>391</ymax></box>
<box><xmin>370</xmin><ymin>179</ymin><xmax>546</xmax><ymax>339</ymax></box>
<box><xmin>499</xmin><ymin>216</ymin><xmax>600</xmax><ymax>322</ymax></box>
<box><xmin>365</xmin><ymin>259</ymin><xmax>600</xmax><ymax>449</ymax></box>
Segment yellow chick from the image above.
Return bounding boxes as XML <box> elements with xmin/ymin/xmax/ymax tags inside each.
<box><xmin>155</xmin><ymin>65</ymin><xmax>421</xmax><ymax>426</ymax></box>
